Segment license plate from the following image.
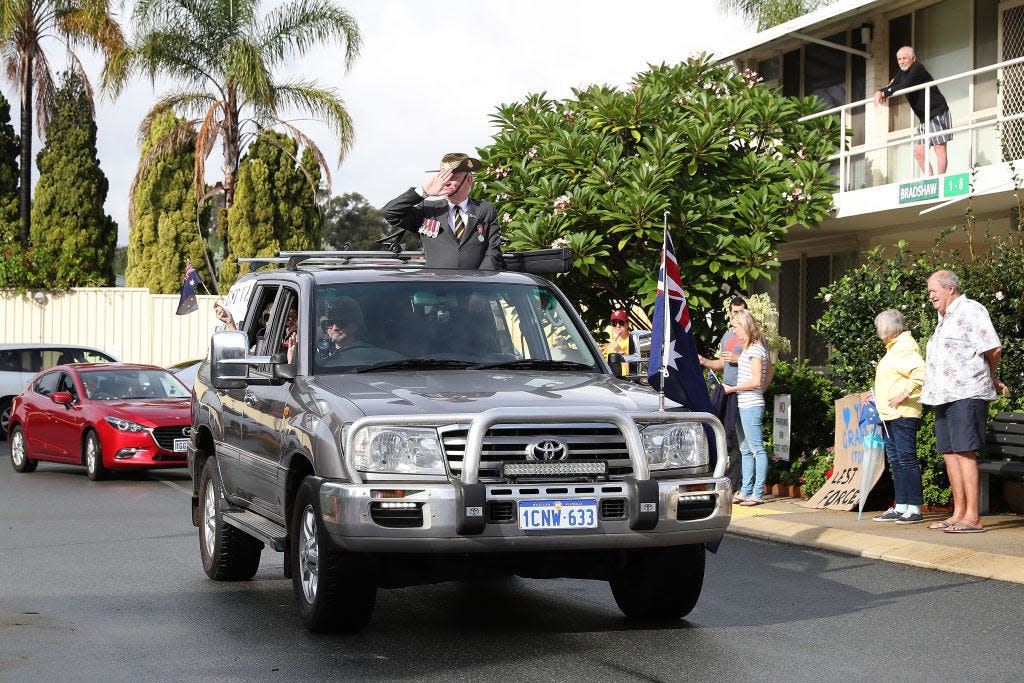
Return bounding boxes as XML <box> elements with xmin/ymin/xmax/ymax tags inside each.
<box><xmin>173</xmin><ymin>438</ymin><xmax>188</xmax><ymax>453</ymax></box>
<box><xmin>518</xmin><ymin>498</ymin><xmax>598</xmax><ymax>530</ymax></box>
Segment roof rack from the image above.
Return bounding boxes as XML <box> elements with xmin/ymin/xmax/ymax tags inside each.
<box><xmin>235</xmin><ymin>247</ymin><xmax>575</xmax><ymax>275</ymax></box>
<box><xmin>237</xmin><ymin>250</ymin><xmax>427</xmax><ymax>272</ymax></box>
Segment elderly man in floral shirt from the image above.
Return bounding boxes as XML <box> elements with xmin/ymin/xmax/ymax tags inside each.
<box><xmin>920</xmin><ymin>270</ymin><xmax>1006</xmax><ymax>534</ymax></box>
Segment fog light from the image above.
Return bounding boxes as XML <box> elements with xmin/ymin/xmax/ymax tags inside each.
<box><xmin>114</xmin><ymin>448</ymin><xmax>141</xmax><ymax>460</ymax></box>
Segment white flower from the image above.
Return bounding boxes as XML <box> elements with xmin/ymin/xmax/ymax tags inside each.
<box><xmin>502</xmin><ymin>212</ymin><xmax>512</xmax><ymax>223</ymax></box>
<box><xmin>995</xmin><ymin>291</ymin><xmax>1005</xmax><ymax>301</ymax></box>
<box><xmin>824</xmin><ymin>293</ymin><xmax>833</xmax><ymax>302</ymax></box>
<box><xmin>553</xmin><ymin>194</ymin><xmax>572</xmax><ymax>214</ymax></box>
<box><xmin>551</xmin><ymin>237</ymin><xmax>570</xmax><ymax>249</ymax></box>
<box><xmin>528</xmin><ymin>147</ymin><xmax>538</xmax><ymax>158</ymax></box>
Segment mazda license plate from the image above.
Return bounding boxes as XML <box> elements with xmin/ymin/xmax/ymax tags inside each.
<box><xmin>518</xmin><ymin>498</ymin><xmax>598</xmax><ymax>530</ymax></box>
<box><xmin>174</xmin><ymin>438</ymin><xmax>188</xmax><ymax>453</ymax></box>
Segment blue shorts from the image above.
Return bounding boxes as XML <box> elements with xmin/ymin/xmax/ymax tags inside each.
<box><xmin>934</xmin><ymin>399</ymin><xmax>988</xmax><ymax>454</ymax></box>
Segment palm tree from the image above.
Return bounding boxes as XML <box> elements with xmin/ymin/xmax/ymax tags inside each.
<box><xmin>0</xmin><ymin>0</ymin><xmax>125</xmax><ymax>245</ymax></box>
<box><xmin>718</xmin><ymin>0</ymin><xmax>833</xmax><ymax>31</ymax></box>
<box><xmin>106</xmin><ymin>0</ymin><xmax>361</xmax><ymax>262</ymax></box>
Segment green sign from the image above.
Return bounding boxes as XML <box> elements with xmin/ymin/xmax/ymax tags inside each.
<box><xmin>943</xmin><ymin>172</ymin><xmax>970</xmax><ymax>198</ymax></box>
<box><xmin>898</xmin><ymin>178</ymin><xmax>940</xmax><ymax>204</ymax></box>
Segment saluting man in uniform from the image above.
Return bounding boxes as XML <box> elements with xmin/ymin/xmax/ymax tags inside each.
<box><xmin>381</xmin><ymin>152</ymin><xmax>503</xmax><ymax>270</ymax></box>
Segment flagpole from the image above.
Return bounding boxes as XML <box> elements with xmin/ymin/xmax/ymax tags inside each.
<box><xmin>659</xmin><ymin>211</ymin><xmax>671</xmax><ymax>412</ymax></box>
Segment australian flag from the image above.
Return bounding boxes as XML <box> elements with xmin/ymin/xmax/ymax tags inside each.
<box><xmin>648</xmin><ymin>235</ymin><xmax>715</xmax><ymax>415</ymax></box>
<box><xmin>175</xmin><ymin>260</ymin><xmax>202</xmax><ymax>315</ymax></box>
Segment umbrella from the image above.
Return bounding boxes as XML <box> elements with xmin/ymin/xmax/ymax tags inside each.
<box><xmin>857</xmin><ymin>399</ymin><xmax>888</xmax><ymax>520</ymax></box>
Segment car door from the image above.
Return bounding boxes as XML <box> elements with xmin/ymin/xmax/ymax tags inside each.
<box><xmin>23</xmin><ymin>371</ymin><xmax>61</xmax><ymax>458</ymax></box>
<box><xmin>237</xmin><ymin>285</ymin><xmax>298</xmax><ymax>521</ymax></box>
<box><xmin>218</xmin><ymin>283</ymin><xmax>283</xmax><ymax>513</ymax></box>
<box><xmin>46</xmin><ymin>371</ymin><xmax>88</xmax><ymax>461</ymax></box>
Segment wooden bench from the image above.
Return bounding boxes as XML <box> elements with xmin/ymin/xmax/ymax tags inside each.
<box><xmin>979</xmin><ymin>412</ymin><xmax>1024</xmax><ymax>514</ymax></box>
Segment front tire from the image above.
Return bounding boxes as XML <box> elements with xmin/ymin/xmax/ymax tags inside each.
<box><xmin>291</xmin><ymin>478</ymin><xmax>376</xmax><ymax>633</ymax></box>
<box><xmin>9</xmin><ymin>426</ymin><xmax>37</xmax><ymax>473</ymax></box>
<box><xmin>610</xmin><ymin>545</ymin><xmax>706</xmax><ymax>621</ymax></box>
<box><xmin>199</xmin><ymin>458</ymin><xmax>263</xmax><ymax>580</ymax></box>
<box><xmin>84</xmin><ymin>431</ymin><xmax>106</xmax><ymax>481</ymax></box>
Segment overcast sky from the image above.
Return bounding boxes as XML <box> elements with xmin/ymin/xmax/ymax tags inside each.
<box><xmin>0</xmin><ymin>1</ymin><xmax>756</xmax><ymax>246</ymax></box>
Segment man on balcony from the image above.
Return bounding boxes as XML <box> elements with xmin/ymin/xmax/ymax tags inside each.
<box><xmin>873</xmin><ymin>46</ymin><xmax>951</xmax><ymax>175</ymax></box>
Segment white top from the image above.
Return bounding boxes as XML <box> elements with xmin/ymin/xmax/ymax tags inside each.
<box><xmin>921</xmin><ymin>295</ymin><xmax>1001</xmax><ymax>404</ymax></box>
<box><xmin>736</xmin><ymin>342</ymin><xmax>768</xmax><ymax>408</ymax></box>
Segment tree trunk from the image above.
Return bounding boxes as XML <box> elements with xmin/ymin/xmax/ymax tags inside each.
<box><xmin>18</xmin><ymin>52</ymin><xmax>33</xmax><ymax>246</ymax></box>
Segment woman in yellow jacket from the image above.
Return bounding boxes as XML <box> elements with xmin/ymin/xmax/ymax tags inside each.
<box><xmin>870</xmin><ymin>309</ymin><xmax>926</xmax><ymax>524</ymax></box>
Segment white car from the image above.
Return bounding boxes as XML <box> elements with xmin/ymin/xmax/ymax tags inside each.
<box><xmin>0</xmin><ymin>344</ymin><xmax>116</xmax><ymax>439</ymax></box>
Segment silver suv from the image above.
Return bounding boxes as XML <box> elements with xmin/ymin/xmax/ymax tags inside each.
<box><xmin>188</xmin><ymin>254</ymin><xmax>730</xmax><ymax>632</ymax></box>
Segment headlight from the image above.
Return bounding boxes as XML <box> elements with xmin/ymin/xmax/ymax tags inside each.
<box><xmin>641</xmin><ymin>422</ymin><xmax>708</xmax><ymax>470</ymax></box>
<box><xmin>104</xmin><ymin>416</ymin><xmax>147</xmax><ymax>433</ymax></box>
<box><xmin>352</xmin><ymin>426</ymin><xmax>445</xmax><ymax>475</ymax></box>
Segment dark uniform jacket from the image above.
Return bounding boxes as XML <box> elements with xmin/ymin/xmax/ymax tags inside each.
<box><xmin>381</xmin><ymin>188</ymin><xmax>503</xmax><ymax>270</ymax></box>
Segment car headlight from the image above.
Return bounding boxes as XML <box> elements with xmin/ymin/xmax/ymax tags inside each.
<box><xmin>105</xmin><ymin>416</ymin><xmax>147</xmax><ymax>433</ymax></box>
<box><xmin>352</xmin><ymin>426</ymin><xmax>445</xmax><ymax>475</ymax></box>
<box><xmin>641</xmin><ymin>422</ymin><xmax>708</xmax><ymax>470</ymax></box>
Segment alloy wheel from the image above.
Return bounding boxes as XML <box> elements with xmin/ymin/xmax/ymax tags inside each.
<box><xmin>298</xmin><ymin>505</ymin><xmax>320</xmax><ymax>604</ymax></box>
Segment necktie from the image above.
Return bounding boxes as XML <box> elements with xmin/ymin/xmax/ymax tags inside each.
<box><xmin>453</xmin><ymin>206</ymin><xmax>465</xmax><ymax>240</ymax></box>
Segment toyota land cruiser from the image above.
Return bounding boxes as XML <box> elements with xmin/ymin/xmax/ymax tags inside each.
<box><xmin>187</xmin><ymin>251</ymin><xmax>731</xmax><ymax>632</ymax></box>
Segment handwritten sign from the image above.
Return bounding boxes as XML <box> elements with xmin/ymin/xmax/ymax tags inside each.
<box><xmin>800</xmin><ymin>392</ymin><xmax>886</xmax><ymax>510</ymax></box>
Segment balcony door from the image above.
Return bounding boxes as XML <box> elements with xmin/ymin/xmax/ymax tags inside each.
<box><xmin>1000</xmin><ymin>0</ymin><xmax>1024</xmax><ymax>159</ymax></box>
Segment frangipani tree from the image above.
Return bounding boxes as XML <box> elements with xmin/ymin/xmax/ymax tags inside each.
<box><xmin>476</xmin><ymin>56</ymin><xmax>839</xmax><ymax>347</ymax></box>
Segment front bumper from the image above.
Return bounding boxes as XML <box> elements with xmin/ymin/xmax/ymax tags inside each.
<box><xmin>320</xmin><ymin>406</ymin><xmax>731</xmax><ymax>553</ymax></box>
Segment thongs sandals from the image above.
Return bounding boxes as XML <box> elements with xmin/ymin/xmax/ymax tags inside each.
<box><xmin>944</xmin><ymin>522</ymin><xmax>987</xmax><ymax>534</ymax></box>
<box><xmin>739</xmin><ymin>498</ymin><xmax>763</xmax><ymax>507</ymax></box>
<box><xmin>732</xmin><ymin>494</ymin><xmax>747</xmax><ymax>503</ymax></box>
<box><xmin>928</xmin><ymin>520</ymin><xmax>959</xmax><ymax>530</ymax></box>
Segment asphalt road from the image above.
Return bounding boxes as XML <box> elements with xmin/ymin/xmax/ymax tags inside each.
<box><xmin>2</xmin><ymin>444</ymin><xmax>1023</xmax><ymax>682</ymax></box>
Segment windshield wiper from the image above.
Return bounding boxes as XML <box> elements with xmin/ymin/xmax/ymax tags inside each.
<box><xmin>472</xmin><ymin>359</ymin><xmax>596</xmax><ymax>371</ymax></box>
<box><xmin>353</xmin><ymin>358</ymin><xmax>478</xmax><ymax>373</ymax></box>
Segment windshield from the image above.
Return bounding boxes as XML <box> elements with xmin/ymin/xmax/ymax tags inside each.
<box><xmin>81</xmin><ymin>369</ymin><xmax>192</xmax><ymax>401</ymax></box>
<box><xmin>311</xmin><ymin>281</ymin><xmax>599</xmax><ymax>374</ymax></box>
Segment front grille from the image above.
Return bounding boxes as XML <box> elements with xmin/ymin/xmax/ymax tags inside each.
<box><xmin>151</xmin><ymin>426</ymin><xmax>188</xmax><ymax>450</ymax></box>
<box><xmin>487</xmin><ymin>501</ymin><xmax>516</xmax><ymax>523</ymax></box>
<box><xmin>439</xmin><ymin>423</ymin><xmax>632</xmax><ymax>480</ymax></box>
<box><xmin>600</xmin><ymin>498</ymin><xmax>627</xmax><ymax>519</ymax></box>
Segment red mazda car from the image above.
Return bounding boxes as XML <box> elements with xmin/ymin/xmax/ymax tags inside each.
<box><xmin>7</xmin><ymin>363</ymin><xmax>192</xmax><ymax>480</ymax></box>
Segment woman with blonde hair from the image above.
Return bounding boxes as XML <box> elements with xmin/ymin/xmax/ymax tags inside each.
<box><xmin>724</xmin><ymin>309</ymin><xmax>770</xmax><ymax>505</ymax></box>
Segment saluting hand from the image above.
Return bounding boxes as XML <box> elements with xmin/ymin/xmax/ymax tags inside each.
<box><xmin>423</xmin><ymin>168</ymin><xmax>453</xmax><ymax>197</ymax></box>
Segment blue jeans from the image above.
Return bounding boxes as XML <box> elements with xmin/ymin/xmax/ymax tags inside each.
<box><xmin>737</xmin><ymin>405</ymin><xmax>768</xmax><ymax>499</ymax></box>
<box><xmin>882</xmin><ymin>417</ymin><xmax>922</xmax><ymax>505</ymax></box>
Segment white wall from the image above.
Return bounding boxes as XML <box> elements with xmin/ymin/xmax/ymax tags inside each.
<box><xmin>0</xmin><ymin>288</ymin><xmax>221</xmax><ymax>366</ymax></box>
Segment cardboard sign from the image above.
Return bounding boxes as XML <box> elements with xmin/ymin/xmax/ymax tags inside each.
<box><xmin>773</xmin><ymin>394</ymin><xmax>791</xmax><ymax>461</ymax></box>
<box><xmin>800</xmin><ymin>392</ymin><xmax>886</xmax><ymax>510</ymax></box>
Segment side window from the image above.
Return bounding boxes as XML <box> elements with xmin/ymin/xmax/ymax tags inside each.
<box><xmin>243</xmin><ymin>285</ymin><xmax>281</xmax><ymax>355</ymax></box>
<box><xmin>0</xmin><ymin>350</ymin><xmax>16</xmax><ymax>371</ymax></box>
<box><xmin>81</xmin><ymin>349</ymin><xmax>114</xmax><ymax>363</ymax></box>
<box><xmin>33</xmin><ymin>372</ymin><xmax>60</xmax><ymax>397</ymax></box>
<box><xmin>56</xmin><ymin>372</ymin><xmax>78</xmax><ymax>398</ymax></box>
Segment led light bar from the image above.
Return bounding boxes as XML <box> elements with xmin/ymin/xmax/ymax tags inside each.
<box><xmin>502</xmin><ymin>461</ymin><xmax>607</xmax><ymax>477</ymax></box>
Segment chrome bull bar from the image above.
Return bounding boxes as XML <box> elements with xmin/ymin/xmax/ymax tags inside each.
<box><xmin>342</xmin><ymin>407</ymin><xmax>727</xmax><ymax>486</ymax></box>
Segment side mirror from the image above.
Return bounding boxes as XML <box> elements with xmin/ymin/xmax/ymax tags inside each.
<box><xmin>51</xmin><ymin>390</ymin><xmax>74</xmax><ymax>406</ymax></box>
<box><xmin>607</xmin><ymin>353</ymin><xmax>625</xmax><ymax>379</ymax></box>
<box><xmin>211</xmin><ymin>330</ymin><xmax>250</xmax><ymax>390</ymax></box>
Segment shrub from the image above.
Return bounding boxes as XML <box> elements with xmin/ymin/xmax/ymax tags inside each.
<box><xmin>799</xmin><ymin>446</ymin><xmax>835</xmax><ymax>497</ymax></box>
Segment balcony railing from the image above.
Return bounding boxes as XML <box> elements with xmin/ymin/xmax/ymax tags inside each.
<box><xmin>799</xmin><ymin>55</ymin><xmax>1024</xmax><ymax>193</ymax></box>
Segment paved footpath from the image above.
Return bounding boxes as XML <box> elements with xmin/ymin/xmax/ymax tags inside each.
<box><xmin>727</xmin><ymin>497</ymin><xmax>1024</xmax><ymax>584</ymax></box>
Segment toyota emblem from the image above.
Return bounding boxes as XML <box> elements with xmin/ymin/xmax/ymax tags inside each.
<box><xmin>525</xmin><ymin>439</ymin><xmax>569</xmax><ymax>461</ymax></box>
